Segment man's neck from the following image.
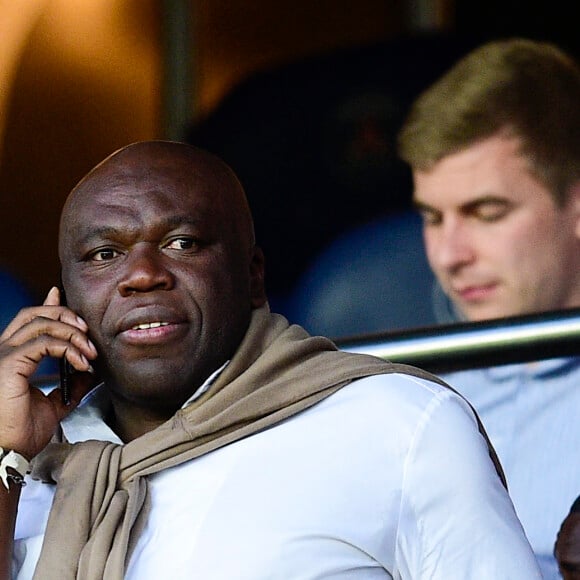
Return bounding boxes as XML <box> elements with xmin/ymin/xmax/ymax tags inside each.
<box><xmin>103</xmin><ymin>361</ymin><xmax>231</xmax><ymax>443</ymax></box>
<box><xmin>105</xmin><ymin>397</ymin><xmax>175</xmax><ymax>443</ymax></box>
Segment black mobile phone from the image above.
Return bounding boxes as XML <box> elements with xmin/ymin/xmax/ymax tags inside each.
<box><xmin>58</xmin><ymin>285</ymin><xmax>72</xmax><ymax>406</ymax></box>
<box><xmin>59</xmin><ymin>358</ymin><xmax>73</xmax><ymax>406</ymax></box>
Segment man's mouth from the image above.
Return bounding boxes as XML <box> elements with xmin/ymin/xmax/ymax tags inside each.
<box><xmin>120</xmin><ymin>320</ymin><xmax>185</xmax><ymax>346</ymax></box>
<box><xmin>455</xmin><ymin>283</ymin><xmax>497</xmax><ymax>302</ymax></box>
<box><xmin>116</xmin><ymin>306</ymin><xmax>187</xmax><ymax>345</ymax></box>
<box><xmin>131</xmin><ymin>322</ymin><xmax>170</xmax><ymax>330</ymax></box>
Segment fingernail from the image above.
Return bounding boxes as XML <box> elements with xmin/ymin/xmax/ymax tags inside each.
<box><xmin>43</xmin><ymin>286</ymin><xmax>58</xmax><ymax>305</ymax></box>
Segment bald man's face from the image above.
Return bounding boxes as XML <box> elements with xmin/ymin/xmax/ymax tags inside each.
<box><xmin>59</xmin><ymin>143</ymin><xmax>266</xmax><ymax>411</ymax></box>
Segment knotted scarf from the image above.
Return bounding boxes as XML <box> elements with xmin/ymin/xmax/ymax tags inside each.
<box><xmin>30</xmin><ymin>305</ymin><xmax>504</xmax><ymax>579</ymax></box>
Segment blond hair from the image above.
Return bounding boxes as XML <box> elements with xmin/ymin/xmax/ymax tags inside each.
<box><xmin>397</xmin><ymin>38</ymin><xmax>580</xmax><ymax>204</ymax></box>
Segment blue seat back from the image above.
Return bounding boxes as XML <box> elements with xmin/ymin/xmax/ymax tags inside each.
<box><xmin>285</xmin><ymin>210</ymin><xmax>438</xmax><ymax>339</ymax></box>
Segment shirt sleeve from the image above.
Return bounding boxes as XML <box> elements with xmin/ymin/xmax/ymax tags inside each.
<box><xmin>395</xmin><ymin>386</ymin><xmax>542</xmax><ymax>579</ymax></box>
<box><xmin>12</xmin><ymin>477</ymin><xmax>55</xmax><ymax>578</ymax></box>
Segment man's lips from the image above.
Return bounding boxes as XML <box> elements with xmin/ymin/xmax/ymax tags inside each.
<box><xmin>116</xmin><ymin>307</ymin><xmax>188</xmax><ymax>344</ymax></box>
<box><xmin>453</xmin><ymin>282</ymin><xmax>498</xmax><ymax>302</ymax></box>
<box><xmin>120</xmin><ymin>321</ymin><xmax>185</xmax><ymax>345</ymax></box>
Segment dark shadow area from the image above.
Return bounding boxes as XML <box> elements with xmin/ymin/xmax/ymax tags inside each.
<box><xmin>455</xmin><ymin>0</ymin><xmax>579</xmax><ymax>60</ymax></box>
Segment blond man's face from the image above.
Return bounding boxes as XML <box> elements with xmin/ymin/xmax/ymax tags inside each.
<box><xmin>414</xmin><ymin>133</ymin><xmax>580</xmax><ymax>321</ymax></box>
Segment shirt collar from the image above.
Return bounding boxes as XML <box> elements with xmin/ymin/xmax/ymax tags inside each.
<box><xmin>484</xmin><ymin>356</ymin><xmax>579</xmax><ymax>381</ymax></box>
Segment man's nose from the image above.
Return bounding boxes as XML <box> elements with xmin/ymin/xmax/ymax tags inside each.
<box><xmin>428</xmin><ymin>219</ymin><xmax>475</xmax><ymax>272</ymax></box>
<box><xmin>117</xmin><ymin>244</ymin><xmax>175</xmax><ymax>296</ymax></box>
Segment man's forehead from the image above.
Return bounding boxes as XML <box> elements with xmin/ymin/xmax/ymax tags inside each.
<box><xmin>63</xmin><ymin>183</ymin><xmax>218</xmax><ymax>229</ymax></box>
<box><xmin>66</xmin><ymin>161</ymin><xmax>229</xmax><ymax>215</ymax></box>
<box><xmin>60</xmin><ymin>141</ymin><xmax>252</xmax><ymax>248</ymax></box>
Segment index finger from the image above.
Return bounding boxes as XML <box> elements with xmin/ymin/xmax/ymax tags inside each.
<box><xmin>43</xmin><ymin>286</ymin><xmax>61</xmax><ymax>307</ymax></box>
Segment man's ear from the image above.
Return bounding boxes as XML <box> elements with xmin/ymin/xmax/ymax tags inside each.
<box><xmin>249</xmin><ymin>245</ymin><xmax>267</xmax><ymax>308</ymax></box>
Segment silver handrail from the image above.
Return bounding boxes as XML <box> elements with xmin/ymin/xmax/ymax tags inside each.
<box><xmin>337</xmin><ymin>307</ymin><xmax>580</xmax><ymax>373</ymax></box>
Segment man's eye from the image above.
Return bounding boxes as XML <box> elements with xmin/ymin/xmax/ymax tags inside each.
<box><xmin>165</xmin><ymin>237</ymin><xmax>198</xmax><ymax>251</ymax></box>
<box><xmin>90</xmin><ymin>248</ymin><xmax>119</xmax><ymax>261</ymax></box>
<box><xmin>473</xmin><ymin>204</ymin><xmax>511</xmax><ymax>222</ymax></box>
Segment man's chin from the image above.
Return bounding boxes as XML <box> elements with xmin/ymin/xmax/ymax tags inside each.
<box><xmin>459</xmin><ymin>303</ymin><xmax>514</xmax><ymax>323</ymax></box>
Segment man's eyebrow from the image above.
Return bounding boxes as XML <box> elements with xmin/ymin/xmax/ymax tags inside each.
<box><xmin>77</xmin><ymin>226</ymin><xmax>126</xmax><ymax>245</ymax></box>
<box><xmin>413</xmin><ymin>195</ymin><xmax>509</xmax><ymax>214</ymax></box>
<box><xmin>164</xmin><ymin>216</ymin><xmax>201</xmax><ymax>229</ymax></box>
<box><xmin>76</xmin><ymin>217</ymin><xmax>201</xmax><ymax>245</ymax></box>
<box><xmin>412</xmin><ymin>200</ymin><xmax>438</xmax><ymax>213</ymax></box>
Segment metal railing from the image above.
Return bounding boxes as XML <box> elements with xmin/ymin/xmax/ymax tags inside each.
<box><xmin>336</xmin><ymin>307</ymin><xmax>580</xmax><ymax>374</ymax></box>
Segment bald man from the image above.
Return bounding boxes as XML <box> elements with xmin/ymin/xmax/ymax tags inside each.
<box><xmin>0</xmin><ymin>141</ymin><xmax>540</xmax><ymax>579</ymax></box>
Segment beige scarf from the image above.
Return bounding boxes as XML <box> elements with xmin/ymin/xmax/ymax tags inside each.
<box><xmin>31</xmin><ymin>306</ymin><xmax>503</xmax><ymax>579</ymax></box>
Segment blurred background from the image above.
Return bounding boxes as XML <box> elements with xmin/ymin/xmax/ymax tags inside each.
<box><xmin>0</xmin><ymin>0</ymin><xmax>577</xmax><ymax>338</ymax></box>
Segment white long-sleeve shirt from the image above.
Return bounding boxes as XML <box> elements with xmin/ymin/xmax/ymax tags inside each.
<box><xmin>14</xmin><ymin>373</ymin><xmax>541</xmax><ymax>579</ymax></box>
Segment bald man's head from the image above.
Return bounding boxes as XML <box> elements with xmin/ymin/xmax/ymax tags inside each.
<box><xmin>57</xmin><ymin>141</ymin><xmax>266</xmax><ymax>410</ymax></box>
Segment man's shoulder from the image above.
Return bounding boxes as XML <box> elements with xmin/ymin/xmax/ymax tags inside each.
<box><xmin>441</xmin><ymin>355</ymin><xmax>580</xmax><ymax>385</ymax></box>
<box><xmin>325</xmin><ymin>366</ymin><xmax>465</xmax><ymax>418</ymax></box>
<box><xmin>334</xmin><ymin>350</ymin><xmax>449</xmax><ymax>387</ymax></box>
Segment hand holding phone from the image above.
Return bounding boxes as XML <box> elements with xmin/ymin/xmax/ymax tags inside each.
<box><xmin>0</xmin><ymin>286</ymin><xmax>96</xmax><ymax>461</ymax></box>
